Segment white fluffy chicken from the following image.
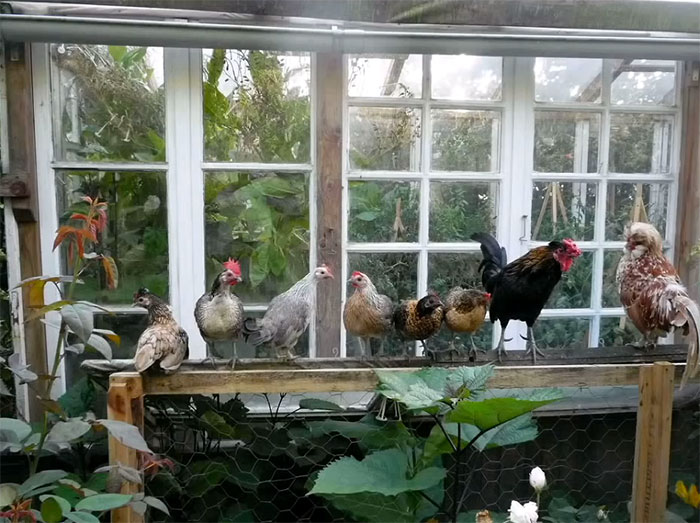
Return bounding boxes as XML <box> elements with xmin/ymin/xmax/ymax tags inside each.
<box><xmin>343</xmin><ymin>271</ymin><xmax>393</xmax><ymax>358</ymax></box>
<box><xmin>242</xmin><ymin>265</ymin><xmax>334</xmax><ymax>359</ymax></box>
<box><xmin>194</xmin><ymin>258</ymin><xmax>244</xmax><ymax>368</ymax></box>
<box><xmin>616</xmin><ymin>222</ymin><xmax>700</xmax><ymax>386</ymax></box>
<box><xmin>133</xmin><ymin>288</ymin><xmax>189</xmax><ymax>374</ymax></box>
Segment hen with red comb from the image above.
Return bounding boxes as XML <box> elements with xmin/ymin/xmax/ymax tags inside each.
<box><xmin>344</xmin><ymin>271</ymin><xmax>393</xmax><ymax>357</ymax></box>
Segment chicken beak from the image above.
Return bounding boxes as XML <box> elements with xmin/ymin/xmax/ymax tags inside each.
<box><xmin>236</xmin><ymin>275</ymin><xmax>243</xmax><ymax>283</ymax></box>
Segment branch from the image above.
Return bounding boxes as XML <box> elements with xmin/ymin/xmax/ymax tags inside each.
<box><xmin>431</xmin><ymin>415</ymin><xmax>457</xmax><ymax>453</ymax></box>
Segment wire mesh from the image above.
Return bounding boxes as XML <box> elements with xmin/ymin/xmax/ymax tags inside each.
<box><xmin>139</xmin><ymin>384</ymin><xmax>652</xmax><ymax>523</ymax></box>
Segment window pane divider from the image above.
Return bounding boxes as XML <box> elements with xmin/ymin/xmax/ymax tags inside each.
<box><xmin>533</xmin><ymin>103</ymin><xmax>677</xmax><ymax>114</ymax></box>
<box><xmin>533</xmin><ymin>173</ymin><xmax>673</xmax><ymax>182</ymax></box>
<box><xmin>202</xmin><ymin>161</ymin><xmax>312</xmax><ymax>172</ymax></box>
<box><xmin>347</xmin><ymin>97</ymin><xmax>504</xmax><ymax>109</ymax></box>
<box><xmin>51</xmin><ymin>161</ymin><xmax>167</xmax><ymax>171</ymax></box>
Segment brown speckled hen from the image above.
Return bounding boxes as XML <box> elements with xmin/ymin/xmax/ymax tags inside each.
<box><xmin>343</xmin><ymin>271</ymin><xmax>393</xmax><ymax>358</ymax></box>
<box><xmin>616</xmin><ymin>222</ymin><xmax>699</xmax><ymax>387</ymax></box>
<box><xmin>444</xmin><ymin>287</ymin><xmax>490</xmax><ymax>358</ymax></box>
<box><xmin>133</xmin><ymin>288</ymin><xmax>189</xmax><ymax>374</ymax></box>
<box><xmin>393</xmin><ymin>294</ymin><xmax>444</xmax><ymax>358</ymax></box>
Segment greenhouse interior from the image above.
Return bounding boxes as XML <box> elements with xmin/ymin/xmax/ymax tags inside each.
<box><xmin>0</xmin><ymin>1</ymin><xmax>699</xmax><ymax>522</ymax></box>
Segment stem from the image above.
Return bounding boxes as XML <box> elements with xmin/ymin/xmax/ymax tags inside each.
<box><xmin>452</xmin><ymin>423</ymin><xmax>462</xmax><ymax>523</ymax></box>
<box><xmin>431</xmin><ymin>415</ymin><xmax>457</xmax><ymax>453</ymax></box>
<box><xmin>453</xmin><ymin>428</ymin><xmax>487</xmax><ymax>517</ymax></box>
<box><xmin>418</xmin><ymin>491</ymin><xmax>441</xmax><ymax>511</ymax></box>
<box><xmin>273</xmin><ymin>393</ymin><xmax>286</xmax><ymax>423</ymax></box>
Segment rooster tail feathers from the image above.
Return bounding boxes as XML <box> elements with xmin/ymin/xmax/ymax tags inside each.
<box><xmin>675</xmin><ymin>295</ymin><xmax>700</xmax><ymax>388</ymax></box>
<box><xmin>242</xmin><ymin>317</ymin><xmax>271</xmax><ymax>346</ymax></box>
<box><xmin>470</xmin><ymin>232</ymin><xmax>507</xmax><ymax>289</ymax></box>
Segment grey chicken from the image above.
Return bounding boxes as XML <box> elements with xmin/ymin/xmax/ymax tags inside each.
<box><xmin>343</xmin><ymin>271</ymin><xmax>393</xmax><ymax>358</ymax></box>
<box><xmin>194</xmin><ymin>258</ymin><xmax>244</xmax><ymax>368</ymax></box>
<box><xmin>242</xmin><ymin>265</ymin><xmax>334</xmax><ymax>359</ymax></box>
<box><xmin>133</xmin><ymin>288</ymin><xmax>189</xmax><ymax>374</ymax></box>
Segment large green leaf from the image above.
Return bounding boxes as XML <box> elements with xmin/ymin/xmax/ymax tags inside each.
<box><xmin>61</xmin><ymin>304</ymin><xmax>94</xmax><ymax>343</ymax></box>
<box><xmin>307</xmin><ymin>418</ymin><xmax>415</xmax><ymax>450</ymax></box>
<box><xmin>200</xmin><ymin>410</ymin><xmax>239</xmax><ymax>440</ymax></box>
<box><xmin>75</xmin><ymin>494</ymin><xmax>132</xmax><ymax>512</ymax></box>
<box><xmin>457</xmin><ymin>414</ymin><xmax>538</xmax><ymax>451</ymax></box>
<box><xmin>309</xmin><ymin>448</ymin><xmax>445</xmax><ymax>496</ymax></box>
<box><xmin>96</xmin><ymin>419</ymin><xmax>151</xmax><ymax>453</ymax></box>
<box><xmin>0</xmin><ymin>418</ymin><xmax>32</xmax><ymax>442</ymax></box>
<box><xmin>0</xmin><ymin>484</ymin><xmax>18</xmax><ymax>508</ymax></box>
<box><xmin>58</xmin><ymin>377</ymin><xmax>96</xmax><ymax>418</ymax></box>
<box><xmin>85</xmin><ymin>334</ymin><xmax>112</xmax><ymax>360</ymax></box>
<box><xmin>65</xmin><ymin>512</ymin><xmax>100</xmax><ymax>523</ymax></box>
<box><xmin>446</xmin><ymin>397</ymin><xmax>560</xmax><ymax>431</ymax></box>
<box><xmin>40</xmin><ymin>496</ymin><xmax>64</xmax><ymax>523</ymax></box>
<box><xmin>298</xmin><ymin>398</ymin><xmax>345</xmax><ymax>412</ymax></box>
<box><xmin>46</xmin><ymin>419</ymin><xmax>91</xmax><ymax>443</ymax></box>
<box><xmin>18</xmin><ymin>470</ymin><xmax>67</xmax><ymax>497</ymax></box>
<box><xmin>324</xmin><ymin>492</ymin><xmax>416</xmax><ymax>522</ymax></box>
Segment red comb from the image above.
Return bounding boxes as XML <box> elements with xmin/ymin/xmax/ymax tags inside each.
<box><xmin>351</xmin><ymin>271</ymin><xmax>364</xmax><ymax>278</ymax></box>
<box><xmin>562</xmin><ymin>238</ymin><xmax>582</xmax><ymax>256</ymax></box>
<box><xmin>223</xmin><ymin>258</ymin><xmax>241</xmax><ymax>275</ymax></box>
<box><xmin>485</xmin><ymin>292</ymin><xmax>491</xmax><ymax>299</ymax></box>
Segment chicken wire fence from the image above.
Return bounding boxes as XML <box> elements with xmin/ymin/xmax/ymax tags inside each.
<box><xmin>131</xmin><ymin>385</ymin><xmax>700</xmax><ymax>523</ymax></box>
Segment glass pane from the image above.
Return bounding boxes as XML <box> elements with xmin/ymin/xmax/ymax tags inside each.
<box><xmin>603</xmin><ymin>249</ymin><xmax>624</xmax><ymax>308</ymax></box>
<box><xmin>544</xmin><ymin>251</ymin><xmax>593</xmax><ymax>309</ymax></box>
<box><xmin>202</xmin><ymin>49</ymin><xmax>310</xmax><ymax>163</ymax></box>
<box><xmin>533</xmin><ymin>318</ymin><xmax>590</xmax><ymax>349</ymax></box>
<box><xmin>349</xmin><ymin>181</ymin><xmax>419</xmax><ymax>243</ymax></box>
<box><xmin>427</xmin><ymin>253</ymin><xmax>493</xmax><ymax>353</ymax></box>
<box><xmin>51</xmin><ymin>44</ymin><xmax>165</xmax><ymax>162</ymax></box>
<box><xmin>534</xmin><ymin>112</ymin><xmax>600</xmax><ymax>173</ymax></box>
<box><xmin>609</xmin><ymin>114</ymin><xmax>673</xmax><ymax>174</ymax></box>
<box><xmin>611</xmin><ymin>59</ymin><xmax>676</xmax><ymax>106</ymax></box>
<box><xmin>348</xmin><ymin>54</ymin><xmax>422</xmax><ymax>98</ymax></box>
<box><xmin>599</xmin><ymin>317</ymin><xmax>644</xmax><ymax>347</ymax></box>
<box><xmin>56</xmin><ymin>170</ymin><xmax>169</xmax><ymax>304</ymax></box>
<box><xmin>204</xmin><ymin>171</ymin><xmax>309</xmax><ymax>303</ymax></box>
<box><xmin>431</xmin><ymin>110</ymin><xmax>500</xmax><ymax>172</ymax></box>
<box><xmin>605</xmin><ymin>183</ymin><xmax>669</xmax><ymax>241</ymax></box>
<box><xmin>531</xmin><ymin>182</ymin><xmax>597</xmax><ymax>241</ymax></box>
<box><xmin>349</xmin><ymin>107</ymin><xmax>421</xmax><ymax>171</ymax></box>
<box><xmin>346</xmin><ymin>252</ymin><xmax>418</xmax><ymax>357</ymax></box>
<box><xmin>429</xmin><ymin>182</ymin><xmax>498</xmax><ymax>242</ymax></box>
<box><xmin>534</xmin><ymin>58</ymin><xmax>603</xmax><ymax>103</ymax></box>
<box><xmin>431</xmin><ymin>55</ymin><xmax>502</xmax><ymax>101</ymax></box>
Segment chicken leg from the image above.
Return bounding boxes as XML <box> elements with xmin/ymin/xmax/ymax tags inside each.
<box><xmin>421</xmin><ymin>340</ymin><xmax>436</xmax><ymax>361</ymax></box>
<box><xmin>468</xmin><ymin>334</ymin><xmax>487</xmax><ymax>359</ymax></box>
<box><xmin>522</xmin><ymin>326</ymin><xmax>545</xmax><ymax>364</ymax></box>
<box><xmin>495</xmin><ymin>321</ymin><xmax>511</xmax><ymax>363</ymax></box>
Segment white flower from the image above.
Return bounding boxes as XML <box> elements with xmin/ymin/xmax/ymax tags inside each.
<box><xmin>529</xmin><ymin>466</ymin><xmax>547</xmax><ymax>493</ymax></box>
<box><xmin>508</xmin><ymin>500</ymin><xmax>538</xmax><ymax>523</ymax></box>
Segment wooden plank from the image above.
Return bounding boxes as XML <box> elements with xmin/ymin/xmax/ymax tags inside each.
<box><xmin>108</xmin><ymin>374</ymin><xmax>145</xmax><ymax>523</ymax></box>
<box><xmin>676</xmin><ymin>61</ymin><xmax>700</xmax><ymax>304</ymax></box>
<box><xmin>129</xmin><ymin>362</ymin><xmax>697</xmax><ymax>396</ymax></box>
<box><xmin>631</xmin><ymin>362</ymin><xmax>675</xmax><ymax>523</ymax></box>
<box><xmin>314</xmin><ymin>52</ymin><xmax>343</xmax><ymax>357</ymax></box>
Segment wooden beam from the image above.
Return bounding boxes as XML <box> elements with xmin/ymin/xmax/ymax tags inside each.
<box><xmin>107</xmin><ymin>374</ymin><xmax>145</xmax><ymax>523</ymax></box>
<box><xmin>631</xmin><ymin>362</ymin><xmax>675</xmax><ymax>523</ymax></box>
<box><xmin>314</xmin><ymin>52</ymin><xmax>343</xmax><ymax>357</ymax></box>
<box><xmin>120</xmin><ymin>362</ymin><xmax>698</xmax><ymax>396</ymax></box>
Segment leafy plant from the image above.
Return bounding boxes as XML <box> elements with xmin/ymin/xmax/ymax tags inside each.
<box><xmin>309</xmin><ymin>365</ymin><xmax>564</xmax><ymax>523</ymax></box>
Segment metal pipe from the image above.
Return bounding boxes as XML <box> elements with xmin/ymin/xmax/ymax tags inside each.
<box><xmin>0</xmin><ymin>13</ymin><xmax>698</xmax><ymax>59</ymax></box>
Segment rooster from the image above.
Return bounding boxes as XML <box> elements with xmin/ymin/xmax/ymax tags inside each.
<box><xmin>133</xmin><ymin>288</ymin><xmax>189</xmax><ymax>374</ymax></box>
<box><xmin>393</xmin><ymin>294</ymin><xmax>444</xmax><ymax>358</ymax></box>
<box><xmin>616</xmin><ymin>222</ymin><xmax>699</xmax><ymax>386</ymax></box>
<box><xmin>444</xmin><ymin>287</ymin><xmax>490</xmax><ymax>358</ymax></box>
<box><xmin>242</xmin><ymin>265</ymin><xmax>334</xmax><ymax>359</ymax></box>
<box><xmin>343</xmin><ymin>271</ymin><xmax>393</xmax><ymax>358</ymax></box>
<box><xmin>194</xmin><ymin>258</ymin><xmax>244</xmax><ymax>369</ymax></box>
<box><xmin>471</xmin><ymin>232</ymin><xmax>582</xmax><ymax>363</ymax></box>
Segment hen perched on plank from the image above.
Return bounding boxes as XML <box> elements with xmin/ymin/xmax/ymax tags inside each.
<box><xmin>471</xmin><ymin>232</ymin><xmax>582</xmax><ymax>363</ymax></box>
<box><xmin>194</xmin><ymin>258</ymin><xmax>244</xmax><ymax>369</ymax></box>
<box><xmin>133</xmin><ymin>288</ymin><xmax>189</xmax><ymax>374</ymax></box>
<box><xmin>616</xmin><ymin>222</ymin><xmax>699</xmax><ymax>387</ymax></box>
<box><xmin>343</xmin><ymin>271</ymin><xmax>393</xmax><ymax>358</ymax></box>
<box><xmin>242</xmin><ymin>265</ymin><xmax>334</xmax><ymax>359</ymax></box>
<box><xmin>393</xmin><ymin>294</ymin><xmax>444</xmax><ymax>358</ymax></box>
<box><xmin>444</xmin><ymin>287</ymin><xmax>490</xmax><ymax>358</ymax></box>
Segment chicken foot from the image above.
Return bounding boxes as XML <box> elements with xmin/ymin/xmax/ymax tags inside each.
<box><xmin>468</xmin><ymin>334</ymin><xmax>487</xmax><ymax>360</ymax></box>
<box><xmin>522</xmin><ymin>326</ymin><xmax>545</xmax><ymax>364</ymax></box>
<box><xmin>421</xmin><ymin>340</ymin><xmax>436</xmax><ymax>361</ymax></box>
<box><xmin>495</xmin><ymin>328</ymin><xmax>512</xmax><ymax>363</ymax></box>
<box><xmin>203</xmin><ymin>342</ymin><xmax>236</xmax><ymax>370</ymax></box>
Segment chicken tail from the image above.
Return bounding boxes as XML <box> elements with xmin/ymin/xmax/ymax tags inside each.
<box><xmin>470</xmin><ymin>232</ymin><xmax>507</xmax><ymax>290</ymax></box>
<box><xmin>242</xmin><ymin>317</ymin><xmax>271</xmax><ymax>346</ymax></box>
<box><xmin>673</xmin><ymin>295</ymin><xmax>700</xmax><ymax>388</ymax></box>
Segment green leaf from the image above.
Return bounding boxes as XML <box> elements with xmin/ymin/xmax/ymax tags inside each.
<box><xmin>421</xmin><ymin>425</ymin><xmax>459</xmax><ymax>468</ymax></box>
<box><xmin>18</xmin><ymin>470</ymin><xmax>67</xmax><ymax>497</ymax></box>
<box><xmin>75</xmin><ymin>494</ymin><xmax>133</xmax><ymax>512</ymax></box>
<box><xmin>108</xmin><ymin>46</ymin><xmax>127</xmax><ymax>62</ymax></box>
<box><xmin>355</xmin><ymin>211</ymin><xmax>379</xmax><ymax>222</ymax></box>
<box><xmin>307</xmin><ymin>418</ymin><xmax>415</xmax><ymax>450</ymax></box>
<box><xmin>299</xmin><ymin>398</ymin><xmax>345</xmax><ymax>412</ymax></box>
<box><xmin>268</xmin><ymin>246</ymin><xmax>287</xmax><ymax>277</ymax></box>
<box><xmin>65</xmin><ymin>512</ymin><xmax>100</xmax><ymax>523</ymax></box>
<box><xmin>97</xmin><ymin>419</ymin><xmax>151</xmax><ymax>453</ymax></box>
<box><xmin>58</xmin><ymin>377</ymin><xmax>96</xmax><ymax>417</ymax></box>
<box><xmin>40</xmin><ymin>496</ymin><xmax>64</xmax><ymax>523</ymax></box>
<box><xmin>61</xmin><ymin>304</ymin><xmax>94</xmax><ymax>343</ymax></box>
<box><xmin>446</xmin><ymin>397</ymin><xmax>561</xmax><ymax>431</ymax></box>
<box><xmin>0</xmin><ymin>484</ymin><xmax>18</xmax><ymax>508</ymax></box>
<box><xmin>309</xmin><ymin>448</ymin><xmax>445</xmax><ymax>496</ymax></box>
<box><xmin>47</xmin><ymin>419</ymin><xmax>92</xmax><ymax>443</ymax></box>
<box><xmin>0</xmin><ymin>418</ymin><xmax>32</xmax><ymax>442</ymax></box>
<box><xmin>200</xmin><ymin>410</ymin><xmax>239</xmax><ymax>440</ymax></box>
<box><xmin>457</xmin><ymin>414</ymin><xmax>538</xmax><ymax>451</ymax></box>
<box><xmin>85</xmin><ymin>334</ymin><xmax>112</xmax><ymax>360</ymax></box>
<box><xmin>250</xmin><ymin>245</ymin><xmax>270</xmax><ymax>287</ymax></box>
<box><xmin>40</xmin><ymin>495</ymin><xmax>72</xmax><ymax>516</ymax></box>
<box><xmin>143</xmin><ymin>496</ymin><xmax>170</xmax><ymax>515</ymax></box>
<box><xmin>324</xmin><ymin>493</ymin><xmax>416</xmax><ymax>522</ymax></box>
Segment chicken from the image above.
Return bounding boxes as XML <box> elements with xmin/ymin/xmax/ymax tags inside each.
<box><xmin>471</xmin><ymin>232</ymin><xmax>582</xmax><ymax>363</ymax></box>
<box><xmin>616</xmin><ymin>222</ymin><xmax>699</xmax><ymax>387</ymax></box>
<box><xmin>194</xmin><ymin>258</ymin><xmax>244</xmax><ymax>369</ymax></box>
<box><xmin>393</xmin><ymin>294</ymin><xmax>444</xmax><ymax>358</ymax></box>
<box><xmin>343</xmin><ymin>271</ymin><xmax>393</xmax><ymax>358</ymax></box>
<box><xmin>444</xmin><ymin>287</ymin><xmax>490</xmax><ymax>358</ymax></box>
<box><xmin>242</xmin><ymin>265</ymin><xmax>334</xmax><ymax>359</ymax></box>
<box><xmin>133</xmin><ymin>288</ymin><xmax>189</xmax><ymax>374</ymax></box>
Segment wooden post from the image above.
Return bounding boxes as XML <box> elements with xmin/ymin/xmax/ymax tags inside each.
<box><xmin>631</xmin><ymin>362</ymin><xmax>675</xmax><ymax>523</ymax></box>
<box><xmin>108</xmin><ymin>373</ymin><xmax>145</xmax><ymax>523</ymax></box>
<box><xmin>315</xmin><ymin>52</ymin><xmax>343</xmax><ymax>357</ymax></box>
